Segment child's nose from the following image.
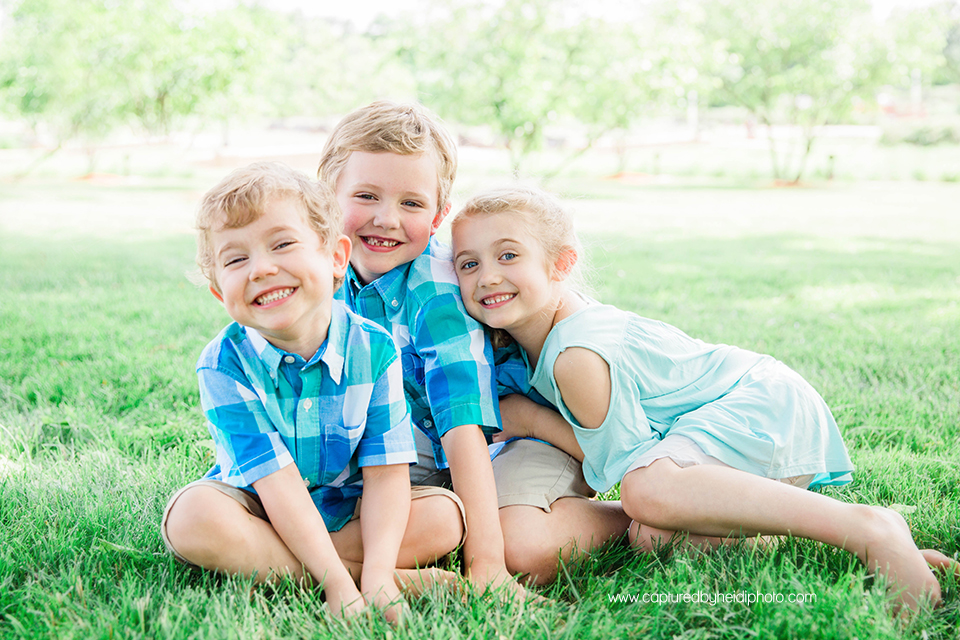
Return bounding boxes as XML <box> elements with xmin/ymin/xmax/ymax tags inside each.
<box><xmin>479</xmin><ymin>266</ymin><xmax>502</xmax><ymax>286</ymax></box>
<box><xmin>372</xmin><ymin>203</ymin><xmax>401</xmax><ymax>229</ymax></box>
<box><xmin>248</xmin><ymin>253</ymin><xmax>278</xmax><ymax>280</ymax></box>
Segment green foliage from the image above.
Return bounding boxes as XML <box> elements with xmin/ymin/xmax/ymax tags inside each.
<box><xmin>676</xmin><ymin>0</ymin><xmax>889</xmax><ymax>183</ymax></box>
<box><xmin>886</xmin><ymin>1</ymin><xmax>960</xmax><ymax>87</ymax></box>
<box><xmin>0</xmin><ymin>0</ymin><xmax>273</xmax><ymax>149</ymax></box>
<box><xmin>394</xmin><ymin>0</ymin><xmax>667</xmax><ymax>178</ymax></box>
<box><xmin>259</xmin><ymin>14</ymin><xmax>415</xmax><ymax>120</ymax></box>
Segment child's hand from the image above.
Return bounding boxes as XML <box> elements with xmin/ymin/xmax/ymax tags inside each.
<box><xmin>325</xmin><ymin>582</ymin><xmax>367</xmax><ymax>619</ymax></box>
<box><xmin>493</xmin><ymin>394</ymin><xmax>535</xmax><ymax>442</ymax></box>
<box><xmin>362</xmin><ymin>572</ymin><xmax>408</xmax><ymax>625</ymax></box>
<box><xmin>467</xmin><ymin>561</ymin><xmax>547</xmax><ymax>605</ymax></box>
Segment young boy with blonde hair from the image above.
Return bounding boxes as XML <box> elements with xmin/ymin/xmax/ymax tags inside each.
<box><xmin>161</xmin><ymin>161</ymin><xmax>464</xmax><ymax>621</ymax></box>
<box><xmin>317</xmin><ymin>101</ymin><xmax>628</xmax><ymax>594</ymax></box>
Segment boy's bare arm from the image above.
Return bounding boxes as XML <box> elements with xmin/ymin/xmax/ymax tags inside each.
<box><xmin>359</xmin><ymin>463</ymin><xmax>411</xmax><ymax>623</ymax></box>
<box><xmin>496</xmin><ymin>394</ymin><xmax>585</xmax><ymax>461</ymax></box>
<box><xmin>253</xmin><ymin>464</ymin><xmax>365</xmax><ymax>617</ymax></box>
<box><xmin>441</xmin><ymin>424</ymin><xmax>520</xmax><ymax>592</ymax></box>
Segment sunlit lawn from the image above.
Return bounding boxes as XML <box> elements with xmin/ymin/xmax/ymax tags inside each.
<box><xmin>1</xmin><ymin>149</ymin><xmax>959</xmax><ymax>638</ymax></box>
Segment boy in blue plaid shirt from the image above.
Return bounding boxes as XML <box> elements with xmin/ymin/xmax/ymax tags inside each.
<box><xmin>318</xmin><ymin>101</ymin><xmax>535</xmax><ymax>600</ymax></box>
<box><xmin>161</xmin><ymin>162</ymin><xmax>464</xmax><ymax>622</ymax></box>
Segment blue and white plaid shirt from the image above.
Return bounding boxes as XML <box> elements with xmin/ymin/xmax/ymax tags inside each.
<box><xmin>197</xmin><ymin>300</ymin><xmax>417</xmax><ymax>532</ymax></box>
<box><xmin>337</xmin><ymin>238</ymin><xmax>500</xmax><ymax>469</ymax></box>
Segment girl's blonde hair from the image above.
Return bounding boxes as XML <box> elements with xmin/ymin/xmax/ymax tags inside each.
<box><xmin>452</xmin><ymin>186</ymin><xmax>585</xmax><ymax>348</ymax></box>
<box><xmin>453</xmin><ymin>185</ymin><xmax>583</xmax><ymax>282</ymax></box>
<box><xmin>196</xmin><ymin>161</ymin><xmax>343</xmax><ymax>292</ymax></box>
<box><xmin>317</xmin><ymin>100</ymin><xmax>458</xmax><ymax>214</ymax></box>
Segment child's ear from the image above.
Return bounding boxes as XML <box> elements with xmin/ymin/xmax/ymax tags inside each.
<box><xmin>430</xmin><ymin>202</ymin><xmax>452</xmax><ymax>235</ymax></box>
<box><xmin>331</xmin><ymin>234</ymin><xmax>352</xmax><ymax>278</ymax></box>
<box><xmin>209</xmin><ymin>286</ymin><xmax>224</xmax><ymax>302</ymax></box>
<box><xmin>552</xmin><ymin>248</ymin><xmax>578</xmax><ymax>281</ymax></box>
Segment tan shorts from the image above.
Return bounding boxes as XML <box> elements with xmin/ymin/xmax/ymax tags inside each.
<box><xmin>160</xmin><ymin>478</ymin><xmax>466</xmax><ymax>566</ymax></box>
<box><xmin>624</xmin><ymin>435</ymin><xmax>815</xmax><ymax>489</ymax></box>
<box><xmin>492</xmin><ymin>438</ymin><xmax>596</xmax><ymax>511</ymax></box>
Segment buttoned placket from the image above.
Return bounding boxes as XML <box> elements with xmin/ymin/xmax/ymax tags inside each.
<box><xmin>296</xmin><ymin>358</ymin><xmax>323</xmax><ymax>489</ymax></box>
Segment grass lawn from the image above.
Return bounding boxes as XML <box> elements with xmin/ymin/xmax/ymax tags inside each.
<box><xmin>0</xmin><ymin>171</ymin><xmax>958</xmax><ymax>639</ymax></box>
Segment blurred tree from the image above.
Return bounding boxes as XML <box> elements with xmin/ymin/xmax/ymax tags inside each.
<box><xmin>0</xmin><ymin>0</ymin><xmax>135</xmax><ymax>168</ymax></box>
<box><xmin>394</xmin><ymin>0</ymin><xmax>665</xmax><ymax>179</ymax></box>
<box><xmin>0</xmin><ymin>0</ymin><xmax>272</xmax><ymax>172</ymax></box>
<box><xmin>259</xmin><ymin>13</ymin><xmax>415</xmax><ymax>121</ymax></box>
<box><xmin>887</xmin><ymin>1</ymin><xmax>960</xmax><ymax>88</ymax></box>
<box><xmin>679</xmin><ymin>0</ymin><xmax>887</xmax><ymax>183</ymax></box>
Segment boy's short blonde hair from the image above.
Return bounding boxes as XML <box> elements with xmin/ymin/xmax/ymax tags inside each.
<box><xmin>317</xmin><ymin>100</ymin><xmax>458</xmax><ymax>213</ymax></box>
<box><xmin>196</xmin><ymin>161</ymin><xmax>344</xmax><ymax>292</ymax></box>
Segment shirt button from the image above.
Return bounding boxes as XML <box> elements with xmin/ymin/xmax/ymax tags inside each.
<box><xmin>303</xmin><ymin>477</ymin><xmax>310</xmax><ymax>486</ymax></box>
<box><xmin>423</xmin><ymin>419</ymin><xmax>432</xmax><ymax>427</ymax></box>
<box><xmin>284</xmin><ymin>355</ymin><xmax>295</xmax><ymax>364</ymax></box>
<box><xmin>391</xmin><ymin>299</ymin><xmax>399</xmax><ymax>307</ymax></box>
<box><xmin>303</xmin><ymin>399</ymin><xmax>313</xmax><ymax>410</ymax></box>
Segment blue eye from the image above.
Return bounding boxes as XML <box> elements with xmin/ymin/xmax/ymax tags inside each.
<box><xmin>460</xmin><ymin>260</ymin><xmax>478</xmax><ymax>270</ymax></box>
<box><xmin>501</xmin><ymin>252</ymin><xmax>517</xmax><ymax>261</ymax></box>
<box><xmin>275</xmin><ymin>241</ymin><xmax>294</xmax><ymax>250</ymax></box>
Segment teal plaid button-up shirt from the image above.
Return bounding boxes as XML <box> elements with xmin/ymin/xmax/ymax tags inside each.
<box><xmin>197</xmin><ymin>300</ymin><xmax>417</xmax><ymax>531</ymax></box>
<box><xmin>337</xmin><ymin>238</ymin><xmax>500</xmax><ymax>469</ymax></box>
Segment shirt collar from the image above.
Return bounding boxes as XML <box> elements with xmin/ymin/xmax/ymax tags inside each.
<box><xmin>345</xmin><ymin>261</ymin><xmax>411</xmax><ymax>310</ymax></box>
<box><xmin>318</xmin><ymin>301</ymin><xmax>348</xmax><ymax>385</ymax></box>
<box><xmin>242</xmin><ymin>303</ymin><xmax>348</xmax><ymax>387</ymax></box>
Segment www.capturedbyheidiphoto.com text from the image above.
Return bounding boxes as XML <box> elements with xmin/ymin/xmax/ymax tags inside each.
<box><xmin>609</xmin><ymin>591</ymin><xmax>818</xmax><ymax>606</ymax></box>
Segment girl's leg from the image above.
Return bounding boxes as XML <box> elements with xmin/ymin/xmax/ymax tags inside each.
<box><xmin>620</xmin><ymin>458</ymin><xmax>941</xmax><ymax>610</ymax></box>
<box><xmin>500</xmin><ymin>498</ymin><xmax>631</xmax><ymax>585</ymax></box>
<box><xmin>628</xmin><ymin>521</ymin><xmax>761</xmax><ymax>554</ymax></box>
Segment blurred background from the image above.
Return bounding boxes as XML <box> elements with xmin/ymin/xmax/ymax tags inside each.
<box><xmin>0</xmin><ymin>0</ymin><xmax>957</xmax><ymax>239</ymax></box>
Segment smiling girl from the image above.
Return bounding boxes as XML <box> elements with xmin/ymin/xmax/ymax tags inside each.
<box><xmin>450</xmin><ymin>185</ymin><xmax>955</xmax><ymax>612</ymax></box>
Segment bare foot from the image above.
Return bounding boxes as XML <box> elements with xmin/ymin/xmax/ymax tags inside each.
<box><xmin>921</xmin><ymin>549</ymin><xmax>960</xmax><ymax>578</ymax></box>
<box><xmin>862</xmin><ymin>507</ymin><xmax>941</xmax><ymax>612</ymax></box>
<box><xmin>395</xmin><ymin>567</ymin><xmax>460</xmax><ymax>597</ymax></box>
<box><xmin>470</xmin><ymin>570</ymin><xmax>547</xmax><ymax>605</ymax></box>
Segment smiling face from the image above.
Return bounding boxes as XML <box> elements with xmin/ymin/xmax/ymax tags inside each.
<box><xmin>452</xmin><ymin>211</ymin><xmax>561</xmax><ymax>338</ymax></box>
<box><xmin>334</xmin><ymin>151</ymin><xmax>448</xmax><ymax>285</ymax></box>
<box><xmin>209</xmin><ymin>196</ymin><xmax>350</xmax><ymax>358</ymax></box>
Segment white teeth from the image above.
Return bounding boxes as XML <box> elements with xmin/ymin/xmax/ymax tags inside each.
<box><xmin>256</xmin><ymin>288</ymin><xmax>295</xmax><ymax>305</ymax></box>
<box><xmin>482</xmin><ymin>294</ymin><xmax>515</xmax><ymax>306</ymax></box>
<box><xmin>365</xmin><ymin>237</ymin><xmax>400</xmax><ymax>247</ymax></box>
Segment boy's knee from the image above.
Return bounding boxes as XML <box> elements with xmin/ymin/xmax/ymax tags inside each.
<box><xmin>417</xmin><ymin>494</ymin><xmax>465</xmax><ymax>555</ymax></box>
<box><xmin>499</xmin><ymin>508</ymin><xmax>559</xmax><ymax>583</ymax></box>
<box><xmin>165</xmin><ymin>486</ymin><xmax>243</xmax><ymax>559</ymax></box>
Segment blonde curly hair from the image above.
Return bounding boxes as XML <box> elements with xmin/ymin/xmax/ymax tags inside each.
<box><xmin>196</xmin><ymin>161</ymin><xmax>344</xmax><ymax>292</ymax></box>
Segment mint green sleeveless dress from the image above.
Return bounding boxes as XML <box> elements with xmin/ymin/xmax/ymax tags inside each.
<box><xmin>525</xmin><ymin>302</ymin><xmax>854</xmax><ymax>493</ymax></box>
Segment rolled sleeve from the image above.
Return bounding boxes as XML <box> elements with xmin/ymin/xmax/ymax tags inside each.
<box><xmin>199</xmin><ymin>366</ymin><xmax>293</xmax><ymax>488</ymax></box>
<box><xmin>414</xmin><ymin>292</ymin><xmax>499</xmax><ymax>437</ymax></box>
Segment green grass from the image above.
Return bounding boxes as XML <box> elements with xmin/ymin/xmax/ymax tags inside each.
<box><xmin>1</xmin><ymin>179</ymin><xmax>959</xmax><ymax>638</ymax></box>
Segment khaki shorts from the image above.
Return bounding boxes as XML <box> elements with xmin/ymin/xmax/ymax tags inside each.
<box><xmin>492</xmin><ymin>438</ymin><xmax>596</xmax><ymax>511</ymax></box>
<box><xmin>409</xmin><ymin>427</ymin><xmax>453</xmax><ymax>488</ymax></box>
<box><xmin>624</xmin><ymin>435</ymin><xmax>815</xmax><ymax>489</ymax></box>
<box><xmin>160</xmin><ymin>478</ymin><xmax>466</xmax><ymax>566</ymax></box>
